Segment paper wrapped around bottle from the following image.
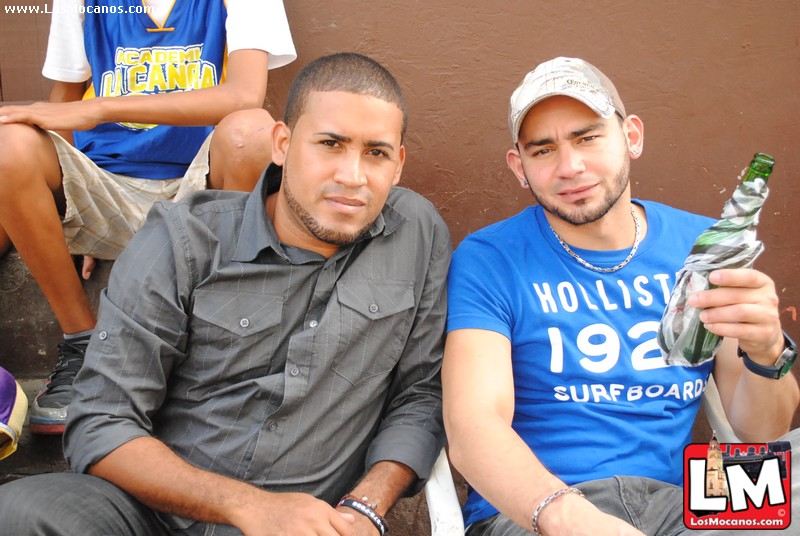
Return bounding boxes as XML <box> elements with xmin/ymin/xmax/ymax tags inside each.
<box><xmin>657</xmin><ymin>171</ymin><xmax>769</xmax><ymax>367</ymax></box>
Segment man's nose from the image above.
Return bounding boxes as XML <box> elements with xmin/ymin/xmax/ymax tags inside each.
<box><xmin>334</xmin><ymin>150</ymin><xmax>367</xmax><ymax>186</ymax></box>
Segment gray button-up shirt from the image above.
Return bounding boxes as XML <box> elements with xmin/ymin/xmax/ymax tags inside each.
<box><xmin>65</xmin><ymin>166</ymin><xmax>451</xmax><ymax>533</ymax></box>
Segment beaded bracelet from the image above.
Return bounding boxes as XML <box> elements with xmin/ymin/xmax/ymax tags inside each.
<box><xmin>337</xmin><ymin>495</ymin><xmax>388</xmax><ymax>535</ymax></box>
<box><xmin>531</xmin><ymin>486</ymin><xmax>584</xmax><ymax>536</ymax></box>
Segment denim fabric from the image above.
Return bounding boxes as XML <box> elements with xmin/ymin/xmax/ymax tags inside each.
<box><xmin>466</xmin><ymin>476</ymin><xmax>685</xmax><ymax>536</ymax></box>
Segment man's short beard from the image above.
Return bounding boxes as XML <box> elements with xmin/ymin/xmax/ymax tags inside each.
<box><xmin>527</xmin><ymin>156</ymin><xmax>630</xmax><ymax>226</ymax></box>
<box><xmin>284</xmin><ymin>179</ymin><xmax>373</xmax><ymax>247</ymax></box>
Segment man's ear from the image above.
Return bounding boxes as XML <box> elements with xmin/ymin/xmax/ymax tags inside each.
<box><xmin>392</xmin><ymin>145</ymin><xmax>406</xmax><ymax>186</ymax></box>
<box><xmin>623</xmin><ymin>114</ymin><xmax>644</xmax><ymax>159</ymax></box>
<box><xmin>271</xmin><ymin>122</ymin><xmax>291</xmax><ymax>166</ymax></box>
<box><xmin>506</xmin><ymin>147</ymin><xmax>530</xmax><ymax>188</ymax></box>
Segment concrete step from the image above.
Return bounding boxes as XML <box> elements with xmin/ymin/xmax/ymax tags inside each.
<box><xmin>0</xmin><ymin>252</ymin><xmax>105</xmax><ymax>482</ymax></box>
<box><xmin>0</xmin><ymin>251</ymin><xmax>112</xmax><ymax>377</ymax></box>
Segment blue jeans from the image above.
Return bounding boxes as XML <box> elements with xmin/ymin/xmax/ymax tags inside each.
<box><xmin>468</xmin><ymin>428</ymin><xmax>800</xmax><ymax>536</ymax></box>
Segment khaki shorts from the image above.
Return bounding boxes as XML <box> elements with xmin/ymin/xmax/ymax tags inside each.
<box><xmin>48</xmin><ymin>131</ymin><xmax>211</xmax><ymax>260</ymax></box>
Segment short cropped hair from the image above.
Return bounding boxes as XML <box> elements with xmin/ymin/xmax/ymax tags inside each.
<box><xmin>284</xmin><ymin>52</ymin><xmax>408</xmax><ymax>141</ymax></box>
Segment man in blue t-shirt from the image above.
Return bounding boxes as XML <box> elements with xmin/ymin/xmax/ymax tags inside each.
<box><xmin>443</xmin><ymin>57</ymin><xmax>800</xmax><ymax>535</ymax></box>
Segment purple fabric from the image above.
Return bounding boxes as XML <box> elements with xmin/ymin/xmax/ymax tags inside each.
<box><xmin>0</xmin><ymin>367</ymin><xmax>18</xmax><ymax>425</ymax></box>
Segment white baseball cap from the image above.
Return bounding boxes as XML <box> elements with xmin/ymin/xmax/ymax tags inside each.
<box><xmin>509</xmin><ymin>57</ymin><xmax>626</xmax><ymax>144</ymax></box>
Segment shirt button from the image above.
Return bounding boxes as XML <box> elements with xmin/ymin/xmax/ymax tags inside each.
<box><xmin>268</xmin><ymin>421</ymin><xmax>278</xmax><ymax>431</ymax></box>
<box><xmin>309</xmin><ymin>320</ymin><xmax>319</xmax><ymax>328</ymax></box>
<box><xmin>290</xmin><ymin>366</ymin><xmax>300</xmax><ymax>377</ymax></box>
<box><xmin>239</xmin><ymin>318</ymin><xmax>250</xmax><ymax>328</ymax></box>
<box><xmin>98</xmin><ymin>330</ymin><xmax>108</xmax><ymax>340</ymax></box>
<box><xmin>369</xmin><ymin>304</ymin><xmax>379</xmax><ymax>313</ymax></box>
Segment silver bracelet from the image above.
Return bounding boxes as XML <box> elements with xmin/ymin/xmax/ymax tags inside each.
<box><xmin>531</xmin><ymin>486</ymin><xmax>584</xmax><ymax>536</ymax></box>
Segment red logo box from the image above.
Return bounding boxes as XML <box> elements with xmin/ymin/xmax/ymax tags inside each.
<box><xmin>683</xmin><ymin>440</ymin><xmax>791</xmax><ymax>531</ymax></box>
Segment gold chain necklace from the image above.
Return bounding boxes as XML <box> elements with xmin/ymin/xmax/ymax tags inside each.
<box><xmin>549</xmin><ymin>207</ymin><xmax>641</xmax><ymax>273</ymax></box>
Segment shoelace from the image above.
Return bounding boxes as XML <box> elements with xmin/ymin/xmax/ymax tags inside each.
<box><xmin>43</xmin><ymin>340</ymin><xmax>88</xmax><ymax>391</ymax></box>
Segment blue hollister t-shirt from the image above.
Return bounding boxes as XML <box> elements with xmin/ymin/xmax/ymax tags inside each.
<box><xmin>73</xmin><ymin>0</ymin><xmax>227</xmax><ymax>179</ymax></box>
<box><xmin>446</xmin><ymin>200</ymin><xmax>716</xmax><ymax>526</ymax></box>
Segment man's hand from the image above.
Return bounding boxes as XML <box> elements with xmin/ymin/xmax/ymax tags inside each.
<box><xmin>335</xmin><ymin>505</ymin><xmax>380</xmax><ymax>536</ymax></box>
<box><xmin>0</xmin><ymin>100</ymin><xmax>103</xmax><ymax>132</ymax></box>
<box><xmin>336</xmin><ymin>460</ymin><xmax>415</xmax><ymax>536</ymax></box>
<box><xmin>0</xmin><ymin>49</ymin><xmax>268</xmax><ymax>136</ymax></box>
<box><xmin>688</xmin><ymin>268</ymin><xmax>784</xmax><ymax>363</ymax></box>
<box><xmin>89</xmin><ymin>438</ymin><xmax>358</xmax><ymax>536</ymax></box>
<box><xmin>233</xmin><ymin>492</ymin><xmax>356</xmax><ymax>536</ymax></box>
<box><xmin>695</xmin><ymin>268</ymin><xmax>799</xmax><ymax>441</ymax></box>
<box><xmin>82</xmin><ymin>256</ymin><xmax>96</xmax><ymax>280</ymax></box>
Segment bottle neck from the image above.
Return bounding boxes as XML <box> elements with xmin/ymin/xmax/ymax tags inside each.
<box><xmin>743</xmin><ymin>153</ymin><xmax>774</xmax><ymax>183</ymax></box>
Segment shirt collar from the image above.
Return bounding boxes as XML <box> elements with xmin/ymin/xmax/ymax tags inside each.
<box><xmin>231</xmin><ymin>164</ymin><xmax>406</xmax><ymax>263</ymax></box>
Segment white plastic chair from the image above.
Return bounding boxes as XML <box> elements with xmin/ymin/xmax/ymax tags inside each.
<box><xmin>425</xmin><ymin>447</ymin><xmax>465</xmax><ymax>535</ymax></box>
<box><xmin>424</xmin><ymin>375</ymin><xmax>739</xmax><ymax>535</ymax></box>
<box><xmin>701</xmin><ymin>375</ymin><xmax>741</xmax><ymax>443</ymax></box>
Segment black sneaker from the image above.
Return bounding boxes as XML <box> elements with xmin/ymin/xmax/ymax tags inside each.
<box><xmin>29</xmin><ymin>336</ymin><xmax>90</xmax><ymax>435</ymax></box>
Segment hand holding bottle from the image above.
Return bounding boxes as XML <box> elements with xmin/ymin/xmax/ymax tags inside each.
<box><xmin>687</xmin><ymin>268</ymin><xmax>785</xmax><ymax>364</ymax></box>
<box><xmin>658</xmin><ymin>153</ymin><xmax>774</xmax><ymax>366</ymax></box>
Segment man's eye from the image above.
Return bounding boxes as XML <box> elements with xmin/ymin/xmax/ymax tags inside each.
<box><xmin>580</xmin><ymin>135</ymin><xmax>599</xmax><ymax>143</ymax></box>
<box><xmin>321</xmin><ymin>139</ymin><xmax>338</xmax><ymax>147</ymax></box>
<box><xmin>368</xmin><ymin>148</ymin><xmax>388</xmax><ymax>158</ymax></box>
<box><xmin>532</xmin><ymin>148</ymin><xmax>551</xmax><ymax>157</ymax></box>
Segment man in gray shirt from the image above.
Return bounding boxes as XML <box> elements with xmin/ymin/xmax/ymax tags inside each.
<box><xmin>0</xmin><ymin>52</ymin><xmax>450</xmax><ymax>536</ymax></box>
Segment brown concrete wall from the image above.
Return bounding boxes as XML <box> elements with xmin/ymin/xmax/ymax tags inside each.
<box><xmin>0</xmin><ymin>1</ymin><xmax>51</xmax><ymax>101</ymax></box>
<box><xmin>268</xmin><ymin>0</ymin><xmax>800</xmax><ymax>345</ymax></box>
<box><xmin>3</xmin><ymin>1</ymin><xmax>798</xmax><ymax>341</ymax></box>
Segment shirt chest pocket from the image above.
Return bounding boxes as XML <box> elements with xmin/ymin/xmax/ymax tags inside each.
<box><xmin>190</xmin><ymin>289</ymin><xmax>284</xmax><ymax>378</ymax></box>
<box><xmin>333</xmin><ymin>280</ymin><xmax>415</xmax><ymax>385</ymax></box>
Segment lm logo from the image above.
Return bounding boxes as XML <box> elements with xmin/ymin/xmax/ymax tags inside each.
<box><xmin>683</xmin><ymin>436</ymin><xmax>791</xmax><ymax>530</ymax></box>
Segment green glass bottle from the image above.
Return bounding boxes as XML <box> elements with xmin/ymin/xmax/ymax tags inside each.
<box><xmin>658</xmin><ymin>153</ymin><xmax>774</xmax><ymax>366</ymax></box>
<box><xmin>685</xmin><ymin>154</ymin><xmax>774</xmax><ymax>257</ymax></box>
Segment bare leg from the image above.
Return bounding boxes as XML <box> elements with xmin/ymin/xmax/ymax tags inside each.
<box><xmin>0</xmin><ymin>124</ymin><xmax>95</xmax><ymax>334</ymax></box>
<box><xmin>207</xmin><ymin>108</ymin><xmax>276</xmax><ymax>191</ymax></box>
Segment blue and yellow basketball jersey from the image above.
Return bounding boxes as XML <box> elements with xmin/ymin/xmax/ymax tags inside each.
<box><xmin>74</xmin><ymin>0</ymin><xmax>227</xmax><ymax>179</ymax></box>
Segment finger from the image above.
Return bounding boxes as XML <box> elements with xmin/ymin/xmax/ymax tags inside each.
<box><xmin>700</xmin><ymin>303</ymin><xmax>782</xmax><ymax>350</ymax></box>
<box><xmin>689</xmin><ymin>273</ymin><xmax>778</xmax><ymax>307</ymax></box>
<box><xmin>337</xmin><ymin>512</ymin><xmax>355</xmax><ymax>523</ymax></box>
<box><xmin>330</xmin><ymin>510</ymin><xmax>355</xmax><ymax>535</ymax></box>
<box><xmin>689</xmin><ymin>286</ymin><xmax>772</xmax><ymax>312</ymax></box>
<box><xmin>699</xmin><ymin>297</ymin><xmax>779</xmax><ymax>325</ymax></box>
<box><xmin>701</xmin><ymin>318</ymin><xmax>775</xmax><ymax>341</ymax></box>
<box><xmin>82</xmin><ymin>255</ymin><xmax>96</xmax><ymax>280</ymax></box>
<box><xmin>708</xmin><ymin>268</ymin><xmax>772</xmax><ymax>289</ymax></box>
<box><xmin>0</xmin><ymin>110</ymin><xmax>33</xmax><ymax>125</ymax></box>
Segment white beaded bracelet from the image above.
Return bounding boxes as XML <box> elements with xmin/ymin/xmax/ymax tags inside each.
<box><xmin>531</xmin><ymin>486</ymin><xmax>584</xmax><ymax>536</ymax></box>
